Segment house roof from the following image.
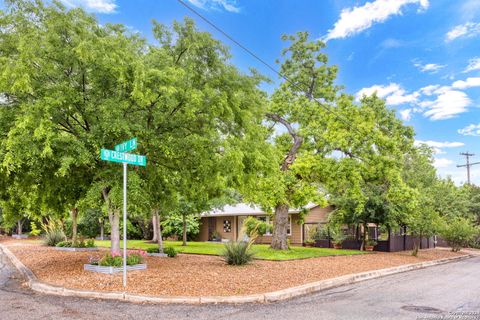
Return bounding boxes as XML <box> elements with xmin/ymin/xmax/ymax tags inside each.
<box><xmin>200</xmin><ymin>203</ymin><xmax>319</xmax><ymax>217</ymax></box>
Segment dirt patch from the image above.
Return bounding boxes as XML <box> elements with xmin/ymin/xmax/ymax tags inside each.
<box><xmin>3</xmin><ymin>241</ymin><xmax>466</xmax><ymax>297</ymax></box>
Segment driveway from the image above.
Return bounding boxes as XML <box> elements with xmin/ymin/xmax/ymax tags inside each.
<box><xmin>1</xmin><ymin>248</ymin><xmax>479</xmax><ymax>320</ymax></box>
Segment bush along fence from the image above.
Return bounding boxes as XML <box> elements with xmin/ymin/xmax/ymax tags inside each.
<box><xmin>313</xmin><ymin>227</ymin><xmax>437</xmax><ymax>252</ymax></box>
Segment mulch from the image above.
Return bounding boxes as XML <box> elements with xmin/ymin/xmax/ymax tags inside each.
<box><xmin>1</xmin><ymin>239</ymin><xmax>466</xmax><ymax>297</ymax></box>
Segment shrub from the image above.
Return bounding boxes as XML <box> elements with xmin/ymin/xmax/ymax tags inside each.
<box><xmin>221</xmin><ymin>241</ymin><xmax>255</xmax><ymax>265</ymax></box>
<box><xmin>95</xmin><ymin>250</ymin><xmax>146</xmax><ymax>267</ymax></box>
<box><xmin>146</xmin><ymin>247</ymin><xmax>161</xmax><ymax>254</ymax></box>
<box><xmin>312</xmin><ymin>224</ymin><xmax>329</xmax><ymax>241</ymax></box>
<box><xmin>56</xmin><ymin>241</ymin><xmax>73</xmax><ymax>247</ymax></box>
<box><xmin>161</xmin><ymin>216</ymin><xmax>200</xmax><ymax>240</ymax></box>
<box><xmin>329</xmin><ymin>226</ymin><xmax>346</xmax><ymax>245</ymax></box>
<box><xmin>29</xmin><ymin>222</ymin><xmax>42</xmax><ymax>236</ymax></box>
<box><xmin>243</xmin><ymin>216</ymin><xmax>271</xmax><ymax>239</ymax></box>
<box><xmin>440</xmin><ymin>218</ymin><xmax>478</xmax><ymax>252</ymax></box>
<box><xmin>163</xmin><ymin>247</ymin><xmax>177</xmax><ymax>258</ymax></box>
<box><xmin>41</xmin><ymin>219</ymin><xmax>65</xmax><ymax>246</ymax></box>
<box><xmin>73</xmin><ymin>238</ymin><xmax>86</xmax><ymax>248</ymax></box>
<box><xmin>99</xmin><ymin>252</ymin><xmax>123</xmax><ymax>267</ymax></box>
<box><xmin>43</xmin><ymin>228</ymin><xmax>65</xmax><ymax>246</ymax></box>
<box><xmin>85</xmin><ymin>238</ymin><xmax>95</xmax><ymax>248</ymax></box>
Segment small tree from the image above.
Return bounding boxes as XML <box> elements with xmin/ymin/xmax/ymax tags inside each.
<box><xmin>242</xmin><ymin>216</ymin><xmax>271</xmax><ymax>241</ymax></box>
<box><xmin>408</xmin><ymin>204</ymin><xmax>442</xmax><ymax>256</ymax></box>
<box><xmin>440</xmin><ymin>217</ymin><xmax>478</xmax><ymax>252</ymax></box>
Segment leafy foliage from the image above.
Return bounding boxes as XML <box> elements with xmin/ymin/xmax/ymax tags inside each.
<box><xmin>163</xmin><ymin>247</ymin><xmax>177</xmax><ymax>258</ymax></box>
<box><xmin>440</xmin><ymin>218</ymin><xmax>478</xmax><ymax>252</ymax></box>
<box><xmin>242</xmin><ymin>216</ymin><xmax>271</xmax><ymax>239</ymax></box>
<box><xmin>161</xmin><ymin>215</ymin><xmax>200</xmax><ymax>240</ymax></box>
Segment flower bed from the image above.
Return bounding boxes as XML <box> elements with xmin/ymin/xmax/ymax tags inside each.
<box><xmin>147</xmin><ymin>253</ymin><xmax>168</xmax><ymax>257</ymax></box>
<box><xmin>146</xmin><ymin>247</ymin><xmax>176</xmax><ymax>258</ymax></box>
<box><xmin>84</xmin><ymin>263</ymin><xmax>146</xmax><ymax>274</ymax></box>
<box><xmin>84</xmin><ymin>249</ymin><xmax>147</xmax><ymax>274</ymax></box>
<box><xmin>12</xmin><ymin>234</ymin><xmax>29</xmax><ymax>239</ymax></box>
<box><xmin>56</xmin><ymin>247</ymin><xmax>99</xmax><ymax>252</ymax></box>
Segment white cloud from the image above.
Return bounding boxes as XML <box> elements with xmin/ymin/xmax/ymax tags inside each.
<box><xmin>445</xmin><ymin>22</ymin><xmax>480</xmax><ymax>42</ymax></box>
<box><xmin>420</xmin><ymin>90</ymin><xmax>471</xmax><ymax>120</ymax></box>
<box><xmin>61</xmin><ymin>0</ymin><xmax>117</xmax><ymax>13</ymax></box>
<box><xmin>413</xmin><ymin>62</ymin><xmax>446</xmax><ymax>73</ymax></box>
<box><xmin>359</xmin><ymin>75</ymin><xmax>478</xmax><ymax>121</ymax></box>
<box><xmin>356</xmin><ymin>83</ymin><xmax>418</xmax><ymax>106</ymax></box>
<box><xmin>324</xmin><ymin>0</ymin><xmax>429</xmax><ymax>41</ymax></box>
<box><xmin>434</xmin><ymin>158</ymin><xmax>454</xmax><ymax>168</ymax></box>
<box><xmin>380</xmin><ymin>38</ymin><xmax>404</xmax><ymax>49</ymax></box>
<box><xmin>463</xmin><ymin>57</ymin><xmax>480</xmax><ymax>73</ymax></box>
<box><xmin>187</xmin><ymin>0</ymin><xmax>240</xmax><ymax>13</ymax></box>
<box><xmin>451</xmin><ymin>77</ymin><xmax>480</xmax><ymax>89</ymax></box>
<box><xmin>419</xmin><ymin>84</ymin><xmax>441</xmax><ymax>96</ymax></box>
<box><xmin>400</xmin><ymin>109</ymin><xmax>412</xmax><ymax>121</ymax></box>
<box><xmin>458</xmin><ymin>123</ymin><xmax>480</xmax><ymax>136</ymax></box>
<box><xmin>414</xmin><ymin>140</ymin><xmax>465</xmax><ymax>148</ymax></box>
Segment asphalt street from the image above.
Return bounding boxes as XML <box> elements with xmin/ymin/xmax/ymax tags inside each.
<box><xmin>1</xmin><ymin>248</ymin><xmax>479</xmax><ymax>320</ymax></box>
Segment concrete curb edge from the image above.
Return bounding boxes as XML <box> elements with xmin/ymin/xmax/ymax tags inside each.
<box><xmin>0</xmin><ymin>243</ymin><xmax>473</xmax><ymax>305</ymax></box>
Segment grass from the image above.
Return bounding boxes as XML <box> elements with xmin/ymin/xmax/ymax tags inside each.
<box><xmin>95</xmin><ymin>240</ymin><xmax>366</xmax><ymax>261</ymax></box>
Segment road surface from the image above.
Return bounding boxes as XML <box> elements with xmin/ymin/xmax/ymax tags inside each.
<box><xmin>1</xmin><ymin>248</ymin><xmax>479</xmax><ymax>320</ymax></box>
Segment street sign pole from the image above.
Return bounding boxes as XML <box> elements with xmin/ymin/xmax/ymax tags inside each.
<box><xmin>100</xmin><ymin>138</ymin><xmax>146</xmax><ymax>290</ymax></box>
<box><xmin>123</xmin><ymin>162</ymin><xmax>127</xmax><ymax>288</ymax></box>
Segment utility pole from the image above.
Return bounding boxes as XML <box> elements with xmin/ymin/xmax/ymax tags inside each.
<box><xmin>457</xmin><ymin>152</ymin><xmax>480</xmax><ymax>184</ymax></box>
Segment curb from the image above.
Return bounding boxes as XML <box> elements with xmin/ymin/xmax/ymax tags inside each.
<box><xmin>0</xmin><ymin>243</ymin><xmax>473</xmax><ymax>305</ymax></box>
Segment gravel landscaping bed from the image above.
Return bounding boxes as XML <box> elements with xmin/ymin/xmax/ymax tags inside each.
<box><xmin>2</xmin><ymin>240</ymin><xmax>466</xmax><ymax>297</ymax></box>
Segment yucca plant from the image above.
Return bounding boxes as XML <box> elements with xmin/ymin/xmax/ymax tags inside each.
<box><xmin>41</xmin><ymin>219</ymin><xmax>65</xmax><ymax>246</ymax></box>
<box><xmin>221</xmin><ymin>240</ymin><xmax>255</xmax><ymax>265</ymax></box>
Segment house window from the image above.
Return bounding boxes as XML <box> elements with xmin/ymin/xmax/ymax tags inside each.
<box><xmin>258</xmin><ymin>216</ymin><xmax>291</xmax><ymax>236</ymax></box>
<box><xmin>223</xmin><ymin>220</ymin><xmax>232</xmax><ymax>233</ymax></box>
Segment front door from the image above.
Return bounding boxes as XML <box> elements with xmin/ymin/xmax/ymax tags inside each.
<box><xmin>208</xmin><ymin>217</ymin><xmax>216</xmax><ymax>240</ymax></box>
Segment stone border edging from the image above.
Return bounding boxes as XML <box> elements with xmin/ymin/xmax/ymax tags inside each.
<box><xmin>0</xmin><ymin>243</ymin><xmax>472</xmax><ymax>305</ymax></box>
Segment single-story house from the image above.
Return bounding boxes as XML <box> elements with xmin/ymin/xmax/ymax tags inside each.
<box><xmin>197</xmin><ymin>203</ymin><xmax>334</xmax><ymax>245</ymax></box>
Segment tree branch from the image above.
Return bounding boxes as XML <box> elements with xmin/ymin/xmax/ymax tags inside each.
<box><xmin>266</xmin><ymin>112</ymin><xmax>304</xmax><ymax>171</ymax></box>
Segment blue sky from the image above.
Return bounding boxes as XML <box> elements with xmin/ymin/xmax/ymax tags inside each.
<box><xmin>11</xmin><ymin>0</ymin><xmax>480</xmax><ymax>184</ymax></box>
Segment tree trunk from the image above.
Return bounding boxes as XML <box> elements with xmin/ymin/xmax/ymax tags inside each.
<box><xmin>412</xmin><ymin>241</ymin><xmax>419</xmax><ymax>256</ymax></box>
<box><xmin>102</xmin><ymin>187</ymin><xmax>120</xmax><ymax>254</ymax></box>
<box><xmin>17</xmin><ymin>219</ymin><xmax>23</xmax><ymax>235</ymax></box>
<box><xmin>265</xmin><ymin>114</ymin><xmax>303</xmax><ymax>251</ymax></box>
<box><xmin>271</xmin><ymin>204</ymin><xmax>289</xmax><ymax>250</ymax></box>
<box><xmin>361</xmin><ymin>222</ymin><xmax>367</xmax><ymax>251</ymax></box>
<box><xmin>71</xmin><ymin>208</ymin><xmax>78</xmax><ymax>243</ymax></box>
<box><xmin>153</xmin><ymin>209</ymin><xmax>164</xmax><ymax>253</ymax></box>
<box><xmin>152</xmin><ymin>214</ymin><xmax>158</xmax><ymax>242</ymax></box>
<box><xmin>109</xmin><ymin>210</ymin><xmax>120</xmax><ymax>254</ymax></box>
<box><xmin>182</xmin><ymin>214</ymin><xmax>187</xmax><ymax>246</ymax></box>
<box><xmin>99</xmin><ymin>219</ymin><xmax>104</xmax><ymax>241</ymax></box>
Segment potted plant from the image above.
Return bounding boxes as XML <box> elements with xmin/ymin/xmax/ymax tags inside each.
<box><xmin>329</xmin><ymin>226</ymin><xmax>346</xmax><ymax>249</ymax></box>
<box><xmin>365</xmin><ymin>239</ymin><xmax>377</xmax><ymax>251</ymax></box>
<box><xmin>331</xmin><ymin>230</ymin><xmax>346</xmax><ymax>249</ymax></box>
<box><xmin>210</xmin><ymin>231</ymin><xmax>221</xmax><ymax>242</ymax></box>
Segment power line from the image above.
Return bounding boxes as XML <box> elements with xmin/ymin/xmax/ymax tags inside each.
<box><xmin>175</xmin><ymin>0</ymin><xmax>367</xmax><ymax>137</ymax></box>
<box><xmin>457</xmin><ymin>152</ymin><xmax>480</xmax><ymax>185</ymax></box>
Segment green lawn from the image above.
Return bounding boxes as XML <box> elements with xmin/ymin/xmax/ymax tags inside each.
<box><xmin>95</xmin><ymin>240</ymin><xmax>366</xmax><ymax>261</ymax></box>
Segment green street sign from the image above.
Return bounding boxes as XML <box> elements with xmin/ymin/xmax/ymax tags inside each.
<box><xmin>101</xmin><ymin>149</ymin><xmax>146</xmax><ymax>166</ymax></box>
<box><xmin>115</xmin><ymin>138</ymin><xmax>137</xmax><ymax>152</ymax></box>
